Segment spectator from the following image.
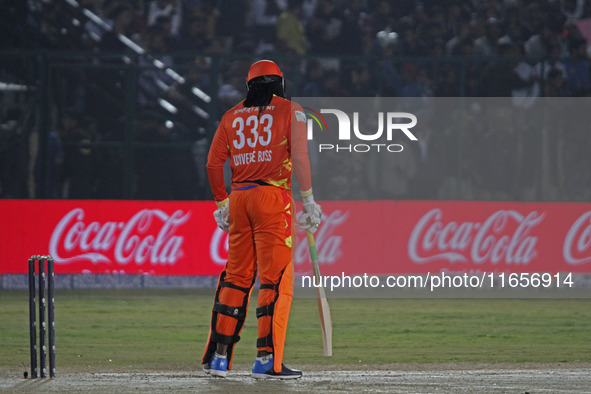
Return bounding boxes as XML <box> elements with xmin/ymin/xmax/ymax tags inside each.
<box><xmin>87</xmin><ymin>5</ymin><xmax>135</xmax><ymax>138</ymax></box>
<box><xmin>249</xmin><ymin>0</ymin><xmax>285</xmax><ymax>52</ymax></box>
<box><xmin>187</xmin><ymin>0</ymin><xmax>217</xmax><ymax>49</ymax></box>
<box><xmin>378</xmin><ymin>33</ymin><xmax>403</xmax><ymax>96</ymax></box>
<box><xmin>582</xmin><ymin>0</ymin><xmax>591</xmax><ymax>17</ymax></box>
<box><xmin>0</xmin><ymin>1</ymin><xmax>36</xmax><ymax>50</ymax></box>
<box><xmin>98</xmin><ymin>4</ymin><xmax>135</xmax><ymax>52</ymax></box>
<box><xmin>301</xmin><ymin>60</ymin><xmax>325</xmax><ymax>97</ymax></box>
<box><xmin>521</xmin><ymin>2</ymin><xmax>544</xmax><ymax>39</ymax></box>
<box><xmin>339</xmin><ymin>0</ymin><xmax>365</xmax><ymax>55</ymax></box>
<box><xmin>35</xmin><ymin>115</ymin><xmax>64</xmax><ymax>199</ymax></box>
<box><xmin>321</xmin><ymin>69</ymin><xmax>349</xmax><ymax>97</ymax></box>
<box><xmin>168</xmin><ymin>56</ymin><xmax>211</xmax><ymax>121</ymax></box>
<box><xmin>446</xmin><ymin>21</ymin><xmax>474</xmax><ymax>56</ymax></box>
<box><xmin>348</xmin><ymin>63</ymin><xmax>377</xmax><ymax>97</ymax></box>
<box><xmin>423</xmin><ymin>5</ymin><xmax>448</xmax><ymax>48</ymax></box>
<box><xmin>175</xmin><ymin>12</ymin><xmax>211</xmax><ymax>54</ymax></box>
<box><xmin>134</xmin><ymin>108</ymin><xmax>174</xmax><ymax>199</ymax></box>
<box><xmin>498</xmin><ymin>18</ymin><xmax>525</xmax><ymax>49</ymax></box>
<box><xmin>147</xmin><ymin>0</ymin><xmax>183</xmax><ymax>37</ymax></box>
<box><xmin>137</xmin><ymin>26</ymin><xmax>176</xmax><ymax>106</ymax></box>
<box><xmin>534</xmin><ymin>44</ymin><xmax>568</xmax><ymax>83</ymax></box>
<box><xmin>193</xmin><ymin>0</ymin><xmax>219</xmax><ymax>41</ymax></box>
<box><xmin>397</xmin><ymin>22</ymin><xmax>427</xmax><ymax>56</ymax></box>
<box><xmin>93</xmin><ymin>116</ymin><xmax>125</xmax><ymax>198</ymax></box>
<box><xmin>0</xmin><ymin>107</ymin><xmax>30</xmax><ymax>198</ymax></box>
<box><xmin>473</xmin><ymin>17</ymin><xmax>503</xmax><ymax>57</ymax></box>
<box><xmin>218</xmin><ymin>68</ymin><xmax>244</xmax><ymax>112</ymax></box>
<box><xmin>524</xmin><ymin>14</ymin><xmax>566</xmax><ymax>58</ymax></box>
<box><xmin>61</xmin><ymin>110</ymin><xmax>99</xmax><ymax>199</ymax></box>
<box><xmin>277</xmin><ymin>0</ymin><xmax>308</xmax><ymax>55</ymax></box>
<box><xmin>545</xmin><ymin>67</ymin><xmax>570</xmax><ymax>96</ymax></box>
<box><xmin>565</xmin><ymin>37</ymin><xmax>591</xmax><ymax>95</ymax></box>
<box><xmin>445</xmin><ymin>0</ymin><xmax>467</xmax><ymax>39</ymax></box>
<box><xmin>562</xmin><ymin>0</ymin><xmax>586</xmax><ymax>20</ymax></box>
<box><xmin>217</xmin><ymin>0</ymin><xmax>249</xmax><ymax>50</ymax></box>
<box><xmin>400</xmin><ymin>63</ymin><xmax>432</xmax><ymax>98</ymax></box>
<box><xmin>307</xmin><ymin>0</ymin><xmax>345</xmax><ymax>54</ymax></box>
<box><xmin>480</xmin><ymin>42</ymin><xmax>534</xmax><ymax>96</ymax></box>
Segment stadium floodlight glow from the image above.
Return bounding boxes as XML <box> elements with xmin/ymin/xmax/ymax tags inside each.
<box><xmin>88</xmin><ymin>31</ymin><xmax>101</xmax><ymax>42</ymax></box>
<box><xmin>62</xmin><ymin>0</ymin><xmax>211</xmax><ymax>121</ymax></box>
<box><xmin>154</xmin><ymin>78</ymin><xmax>169</xmax><ymax>91</ymax></box>
<box><xmin>192</xmin><ymin>105</ymin><xmax>209</xmax><ymax>119</ymax></box>
<box><xmin>64</xmin><ymin>0</ymin><xmax>79</xmax><ymax>8</ymax></box>
<box><xmin>118</xmin><ymin>35</ymin><xmax>145</xmax><ymax>55</ymax></box>
<box><xmin>158</xmin><ymin>99</ymin><xmax>178</xmax><ymax>114</ymax></box>
<box><xmin>192</xmin><ymin>87</ymin><xmax>211</xmax><ymax>103</ymax></box>
<box><xmin>0</xmin><ymin>82</ymin><xmax>30</xmax><ymax>92</ymax></box>
<box><xmin>165</xmin><ymin>68</ymin><xmax>185</xmax><ymax>84</ymax></box>
<box><xmin>82</xmin><ymin>9</ymin><xmax>112</xmax><ymax>31</ymax></box>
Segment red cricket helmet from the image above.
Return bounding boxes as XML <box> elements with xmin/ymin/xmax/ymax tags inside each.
<box><xmin>246</xmin><ymin>60</ymin><xmax>283</xmax><ymax>82</ymax></box>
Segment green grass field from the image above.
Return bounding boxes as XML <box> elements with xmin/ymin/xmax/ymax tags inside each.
<box><xmin>1</xmin><ymin>289</ymin><xmax>590</xmax><ymax>370</ymax></box>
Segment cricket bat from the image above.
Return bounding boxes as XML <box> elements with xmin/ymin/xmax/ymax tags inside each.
<box><xmin>306</xmin><ymin>231</ymin><xmax>333</xmax><ymax>356</ymax></box>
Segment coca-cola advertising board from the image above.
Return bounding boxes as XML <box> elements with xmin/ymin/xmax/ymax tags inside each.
<box><xmin>1</xmin><ymin>199</ymin><xmax>591</xmax><ymax>276</ymax></box>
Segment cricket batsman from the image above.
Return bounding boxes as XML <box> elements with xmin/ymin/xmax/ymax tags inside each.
<box><xmin>202</xmin><ymin>60</ymin><xmax>322</xmax><ymax>379</ymax></box>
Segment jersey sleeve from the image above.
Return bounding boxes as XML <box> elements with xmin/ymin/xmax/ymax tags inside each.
<box><xmin>206</xmin><ymin>119</ymin><xmax>230</xmax><ymax>202</ymax></box>
<box><xmin>290</xmin><ymin>103</ymin><xmax>312</xmax><ymax>192</ymax></box>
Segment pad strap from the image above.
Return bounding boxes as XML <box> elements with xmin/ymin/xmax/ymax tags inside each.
<box><xmin>256</xmin><ymin>276</ymin><xmax>284</xmax><ymax>351</ymax></box>
<box><xmin>256</xmin><ymin>303</ymin><xmax>275</xmax><ymax>318</ymax></box>
<box><xmin>212</xmin><ymin>332</ymin><xmax>239</xmax><ymax>345</ymax></box>
<box><xmin>214</xmin><ymin>302</ymin><xmax>247</xmax><ymax>318</ymax></box>
<box><xmin>260</xmin><ymin>283</ymin><xmax>279</xmax><ymax>291</ymax></box>
<box><xmin>221</xmin><ymin>281</ymin><xmax>250</xmax><ymax>293</ymax></box>
<box><xmin>257</xmin><ymin>333</ymin><xmax>273</xmax><ymax>348</ymax></box>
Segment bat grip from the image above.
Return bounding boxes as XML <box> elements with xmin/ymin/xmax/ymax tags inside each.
<box><xmin>306</xmin><ymin>231</ymin><xmax>319</xmax><ymax>261</ymax></box>
<box><xmin>306</xmin><ymin>231</ymin><xmax>322</xmax><ymax>281</ymax></box>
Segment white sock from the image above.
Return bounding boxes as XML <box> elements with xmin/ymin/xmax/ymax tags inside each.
<box><xmin>214</xmin><ymin>352</ymin><xmax>227</xmax><ymax>359</ymax></box>
<box><xmin>256</xmin><ymin>354</ymin><xmax>273</xmax><ymax>363</ymax></box>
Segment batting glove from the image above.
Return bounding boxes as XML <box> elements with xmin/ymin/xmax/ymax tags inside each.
<box><xmin>213</xmin><ymin>198</ymin><xmax>230</xmax><ymax>233</ymax></box>
<box><xmin>298</xmin><ymin>189</ymin><xmax>322</xmax><ymax>234</ymax></box>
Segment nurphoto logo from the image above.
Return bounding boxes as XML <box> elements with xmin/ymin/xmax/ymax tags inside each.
<box><xmin>305</xmin><ymin>108</ymin><xmax>418</xmax><ymax>153</ymax></box>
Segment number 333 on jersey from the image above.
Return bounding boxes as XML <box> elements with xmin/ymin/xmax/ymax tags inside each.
<box><xmin>232</xmin><ymin>113</ymin><xmax>273</xmax><ymax>166</ymax></box>
<box><xmin>206</xmin><ymin>96</ymin><xmax>309</xmax><ymax>194</ymax></box>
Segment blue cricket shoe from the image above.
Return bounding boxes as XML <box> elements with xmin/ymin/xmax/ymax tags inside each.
<box><xmin>203</xmin><ymin>353</ymin><xmax>228</xmax><ymax>378</ymax></box>
<box><xmin>251</xmin><ymin>354</ymin><xmax>302</xmax><ymax>379</ymax></box>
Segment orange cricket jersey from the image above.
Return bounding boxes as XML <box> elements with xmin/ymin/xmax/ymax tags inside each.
<box><xmin>207</xmin><ymin>95</ymin><xmax>311</xmax><ymax>202</ymax></box>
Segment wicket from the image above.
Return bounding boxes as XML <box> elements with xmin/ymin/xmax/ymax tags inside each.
<box><xmin>28</xmin><ymin>255</ymin><xmax>55</xmax><ymax>378</ymax></box>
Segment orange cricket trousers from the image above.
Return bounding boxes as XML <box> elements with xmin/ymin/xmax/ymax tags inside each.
<box><xmin>213</xmin><ymin>184</ymin><xmax>294</xmax><ymax>373</ymax></box>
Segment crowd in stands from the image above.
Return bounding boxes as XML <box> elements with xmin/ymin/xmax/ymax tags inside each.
<box><xmin>3</xmin><ymin>0</ymin><xmax>591</xmax><ymax>97</ymax></box>
<box><xmin>1</xmin><ymin>0</ymin><xmax>590</xmax><ymax>201</ymax></box>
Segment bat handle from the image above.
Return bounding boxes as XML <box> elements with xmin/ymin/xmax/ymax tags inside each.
<box><xmin>306</xmin><ymin>231</ymin><xmax>321</xmax><ymax>279</ymax></box>
<box><xmin>306</xmin><ymin>231</ymin><xmax>318</xmax><ymax>260</ymax></box>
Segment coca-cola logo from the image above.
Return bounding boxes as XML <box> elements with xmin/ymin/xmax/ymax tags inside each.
<box><xmin>210</xmin><ymin>229</ymin><xmax>229</xmax><ymax>266</ymax></box>
<box><xmin>564</xmin><ymin>211</ymin><xmax>591</xmax><ymax>265</ymax></box>
<box><xmin>49</xmin><ymin>208</ymin><xmax>190</xmax><ymax>265</ymax></box>
<box><xmin>208</xmin><ymin>210</ymin><xmax>349</xmax><ymax>266</ymax></box>
<box><xmin>294</xmin><ymin>210</ymin><xmax>349</xmax><ymax>265</ymax></box>
<box><xmin>408</xmin><ymin>209</ymin><xmax>544</xmax><ymax>265</ymax></box>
